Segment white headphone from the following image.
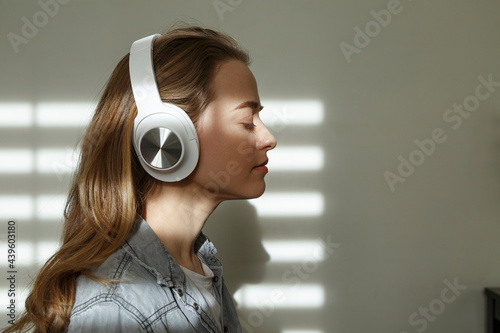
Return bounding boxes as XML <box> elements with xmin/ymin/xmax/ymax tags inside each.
<box><xmin>129</xmin><ymin>34</ymin><xmax>199</xmax><ymax>182</ymax></box>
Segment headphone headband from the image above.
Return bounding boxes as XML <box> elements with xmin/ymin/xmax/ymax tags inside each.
<box><xmin>129</xmin><ymin>34</ymin><xmax>162</xmax><ymax>116</ymax></box>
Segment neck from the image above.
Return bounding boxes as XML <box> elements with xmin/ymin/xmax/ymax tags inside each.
<box><xmin>144</xmin><ymin>182</ymin><xmax>221</xmax><ymax>273</ymax></box>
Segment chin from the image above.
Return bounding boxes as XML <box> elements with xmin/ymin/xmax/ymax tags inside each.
<box><xmin>242</xmin><ymin>182</ymin><xmax>267</xmax><ymax>199</ymax></box>
<box><xmin>222</xmin><ymin>182</ymin><xmax>267</xmax><ymax>201</ymax></box>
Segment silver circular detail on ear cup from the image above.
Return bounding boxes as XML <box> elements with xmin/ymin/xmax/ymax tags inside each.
<box><xmin>140</xmin><ymin>127</ymin><xmax>182</xmax><ymax>169</ymax></box>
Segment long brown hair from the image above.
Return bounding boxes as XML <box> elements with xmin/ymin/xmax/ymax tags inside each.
<box><xmin>5</xmin><ymin>25</ymin><xmax>249</xmax><ymax>333</ymax></box>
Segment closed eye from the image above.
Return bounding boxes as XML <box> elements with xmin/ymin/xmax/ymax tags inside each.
<box><xmin>243</xmin><ymin>123</ymin><xmax>256</xmax><ymax>130</ymax></box>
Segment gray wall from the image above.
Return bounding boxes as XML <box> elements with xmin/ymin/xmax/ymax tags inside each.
<box><xmin>1</xmin><ymin>0</ymin><xmax>500</xmax><ymax>332</ymax></box>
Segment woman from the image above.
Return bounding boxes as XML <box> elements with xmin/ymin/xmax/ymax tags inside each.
<box><xmin>6</xmin><ymin>25</ymin><xmax>276</xmax><ymax>332</ymax></box>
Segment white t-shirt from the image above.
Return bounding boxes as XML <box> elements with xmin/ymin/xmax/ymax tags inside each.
<box><xmin>180</xmin><ymin>261</ymin><xmax>222</xmax><ymax>330</ymax></box>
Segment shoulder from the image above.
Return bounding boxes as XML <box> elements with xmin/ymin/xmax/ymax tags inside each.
<box><xmin>68</xmin><ymin>301</ymin><xmax>147</xmax><ymax>333</ymax></box>
<box><xmin>70</xmin><ymin>246</ymin><xmax>176</xmax><ymax>331</ymax></box>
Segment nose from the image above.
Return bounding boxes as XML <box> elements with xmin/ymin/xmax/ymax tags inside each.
<box><xmin>258</xmin><ymin>122</ymin><xmax>277</xmax><ymax>151</ymax></box>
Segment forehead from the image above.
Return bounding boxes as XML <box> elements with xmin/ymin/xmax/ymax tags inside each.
<box><xmin>211</xmin><ymin>60</ymin><xmax>259</xmax><ymax>102</ymax></box>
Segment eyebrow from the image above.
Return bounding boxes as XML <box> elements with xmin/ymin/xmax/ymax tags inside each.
<box><xmin>233</xmin><ymin>101</ymin><xmax>264</xmax><ymax>112</ymax></box>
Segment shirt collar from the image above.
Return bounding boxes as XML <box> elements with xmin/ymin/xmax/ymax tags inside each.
<box><xmin>122</xmin><ymin>216</ymin><xmax>220</xmax><ymax>288</ymax></box>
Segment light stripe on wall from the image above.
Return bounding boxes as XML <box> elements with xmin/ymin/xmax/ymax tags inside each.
<box><xmin>268</xmin><ymin>146</ymin><xmax>324</xmax><ymax>171</ymax></box>
<box><xmin>0</xmin><ymin>150</ymin><xmax>33</xmax><ymax>173</ymax></box>
<box><xmin>36</xmin><ymin>102</ymin><xmax>94</xmax><ymax>127</ymax></box>
<box><xmin>0</xmin><ymin>103</ymin><xmax>33</xmax><ymax>127</ymax></box>
<box><xmin>262</xmin><ymin>240</ymin><xmax>327</xmax><ymax>262</ymax></box>
<box><xmin>0</xmin><ymin>196</ymin><xmax>33</xmax><ymax>219</ymax></box>
<box><xmin>248</xmin><ymin>192</ymin><xmax>324</xmax><ymax>217</ymax></box>
<box><xmin>234</xmin><ymin>284</ymin><xmax>324</xmax><ymax>308</ymax></box>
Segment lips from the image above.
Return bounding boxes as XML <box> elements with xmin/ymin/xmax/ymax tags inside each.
<box><xmin>254</xmin><ymin>159</ymin><xmax>268</xmax><ymax>168</ymax></box>
<box><xmin>253</xmin><ymin>159</ymin><xmax>269</xmax><ymax>173</ymax></box>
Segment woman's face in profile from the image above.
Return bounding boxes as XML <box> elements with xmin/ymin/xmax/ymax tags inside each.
<box><xmin>193</xmin><ymin>60</ymin><xmax>277</xmax><ymax>201</ymax></box>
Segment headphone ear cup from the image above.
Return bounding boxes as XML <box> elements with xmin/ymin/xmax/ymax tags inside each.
<box><xmin>134</xmin><ymin>109</ymin><xmax>199</xmax><ymax>182</ymax></box>
<box><xmin>129</xmin><ymin>34</ymin><xmax>199</xmax><ymax>182</ymax></box>
<box><xmin>140</xmin><ymin>126</ymin><xmax>183</xmax><ymax>170</ymax></box>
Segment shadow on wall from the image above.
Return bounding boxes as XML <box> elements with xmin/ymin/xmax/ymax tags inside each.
<box><xmin>204</xmin><ymin>200</ymin><xmax>269</xmax><ymax>294</ymax></box>
<box><xmin>204</xmin><ymin>201</ymin><xmax>282</xmax><ymax>331</ymax></box>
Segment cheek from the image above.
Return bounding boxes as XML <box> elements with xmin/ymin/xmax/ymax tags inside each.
<box><xmin>236</xmin><ymin>140</ymin><xmax>257</xmax><ymax>164</ymax></box>
<box><xmin>197</xmin><ymin>129</ymin><xmax>256</xmax><ymax>177</ymax></box>
<box><xmin>198</xmin><ymin>131</ymin><xmax>225</xmax><ymax>171</ymax></box>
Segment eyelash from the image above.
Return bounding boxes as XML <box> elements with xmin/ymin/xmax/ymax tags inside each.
<box><xmin>243</xmin><ymin>123</ymin><xmax>256</xmax><ymax>130</ymax></box>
